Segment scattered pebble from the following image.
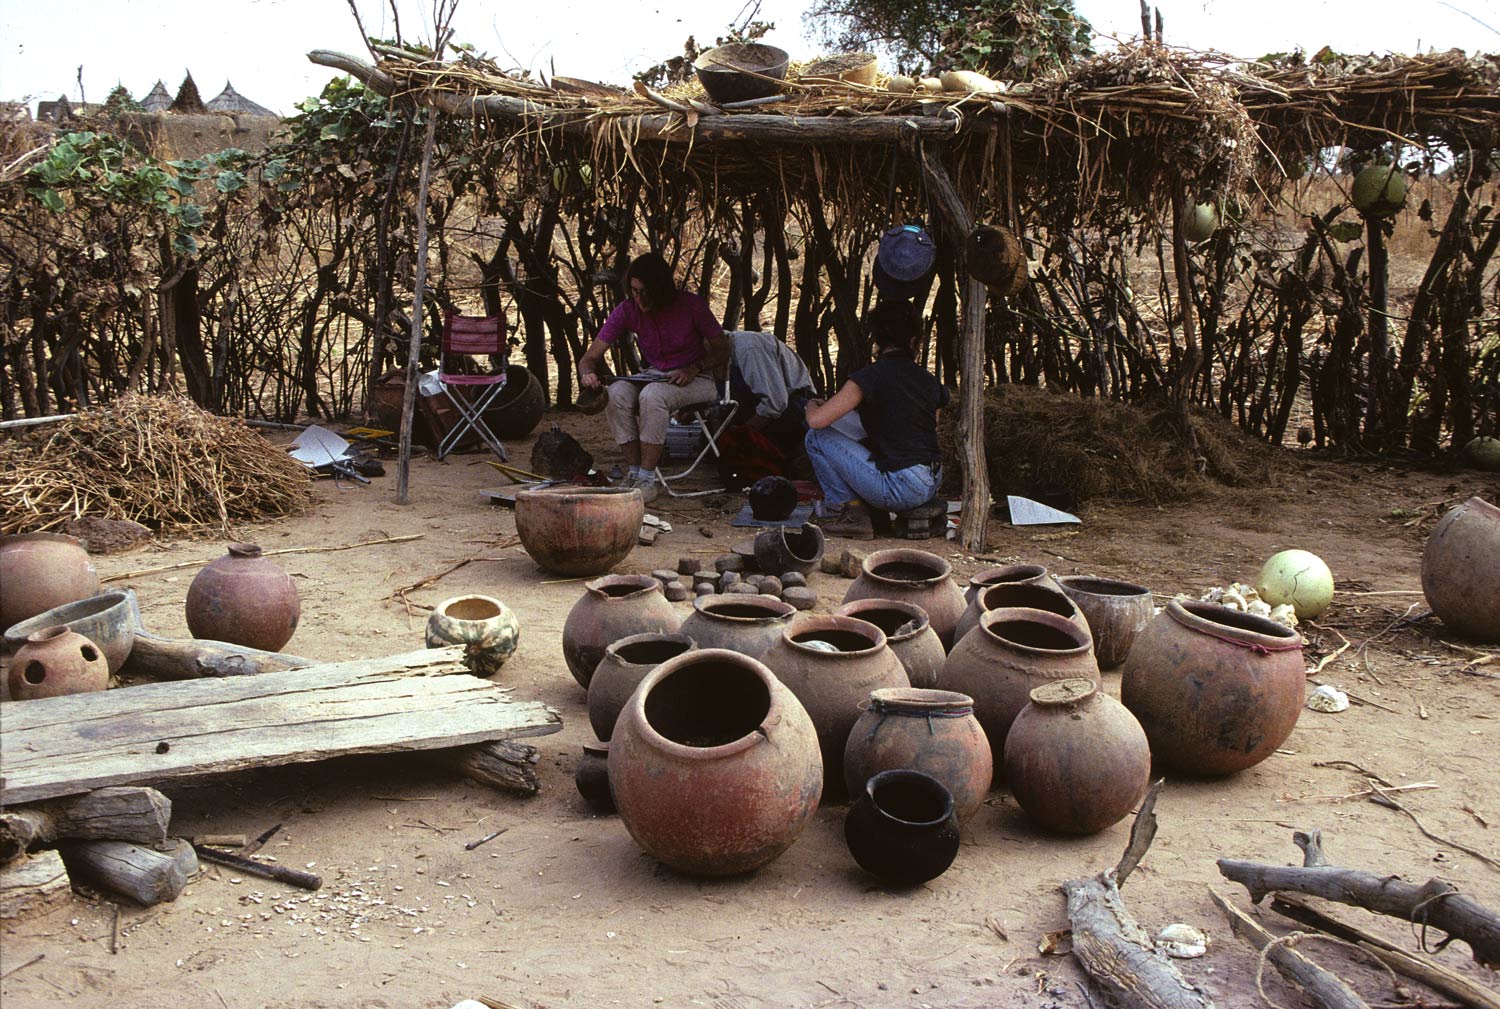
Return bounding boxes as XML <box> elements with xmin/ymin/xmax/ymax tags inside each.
<box><xmin>677</xmin><ymin>557</ymin><xmax>703</xmax><ymax>575</ymax></box>
<box><xmin>651</xmin><ymin>569</ymin><xmax>678</xmax><ymax>586</ymax></box>
<box><xmin>714</xmin><ymin>553</ymin><xmax>745</xmax><ymax>573</ymax></box>
<box><xmin>759</xmin><ymin>575</ymin><xmax>783</xmax><ymax>596</ymax></box>
<box><xmin>720</xmin><ymin>571</ymin><xmax>741</xmax><ymax>590</ymax></box>
<box><xmin>780</xmin><ymin>571</ymin><xmax>807</xmax><ymax>588</ymax></box>
<box><xmin>694</xmin><ymin>583</ymin><xmax>715</xmax><ymax>597</ymax></box>
<box><xmin>663</xmin><ymin>580</ymin><xmax>689</xmax><ymax>602</ymax></box>
<box><xmin>727</xmin><ymin>583</ymin><xmax>759</xmax><ymax>595</ymax></box>
<box><xmin>783</xmin><ymin>586</ymin><xmax>817</xmax><ymax>610</ymax></box>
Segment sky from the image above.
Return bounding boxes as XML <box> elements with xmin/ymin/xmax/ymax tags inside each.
<box><xmin>1</xmin><ymin>0</ymin><xmax>1496</xmax><ymax>117</ymax></box>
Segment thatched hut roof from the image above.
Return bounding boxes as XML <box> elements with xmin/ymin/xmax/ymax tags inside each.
<box><xmin>141</xmin><ymin>81</ymin><xmax>173</xmax><ymax>113</ymax></box>
<box><xmin>205</xmin><ymin>81</ymin><xmax>277</xmax><ymax>118</ymax></box>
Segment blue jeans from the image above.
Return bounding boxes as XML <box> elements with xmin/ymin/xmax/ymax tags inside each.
<box><xmin>805</xmin><ymin>425</ymin><xmax>940</xmax><ymax>513</ymax></box>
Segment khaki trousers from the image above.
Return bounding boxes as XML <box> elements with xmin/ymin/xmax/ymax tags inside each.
<box><xmin>606</xmin><ymin>375</ymin><xmax>717</xmax><ymax>445</ymax></box>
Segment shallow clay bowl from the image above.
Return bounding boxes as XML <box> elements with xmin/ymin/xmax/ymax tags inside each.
<box><xmin>4</xmin><ymin>589</ymin><xmax>136</xmax><ymax>673</ymax></box>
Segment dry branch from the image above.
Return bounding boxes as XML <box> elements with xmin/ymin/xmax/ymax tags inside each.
<box><xmin>1208</xmin><ymin>888</ymin><xmax>1375</xmax><ymax>1009</ymax></box>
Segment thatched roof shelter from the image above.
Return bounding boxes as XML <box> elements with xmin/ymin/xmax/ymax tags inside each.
<box><xmin>141</xmin><ymin>81</ymin><xmax>173</xmax><ymax>113</ymax></box>
<box><xmin>205</xmin><ymin>81</ymin><xmax>276</xmax><ymax>118</ymax></box>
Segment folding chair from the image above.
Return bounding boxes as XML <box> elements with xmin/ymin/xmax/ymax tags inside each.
<box><xmin>653</xmin><ymin>375</ymin><xmax>738</xmax><ymax>497</ymax></box>
<box><xmin>435</xmin><ymin>310</ymin><xmax>509</xmax><ymax>461</ymax></box>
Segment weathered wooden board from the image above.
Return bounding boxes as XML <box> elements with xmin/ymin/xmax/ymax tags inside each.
<box><xmin>0</xmin><ymin>647</ymin><xmax>561</xmax><ymax>804</ymax></box>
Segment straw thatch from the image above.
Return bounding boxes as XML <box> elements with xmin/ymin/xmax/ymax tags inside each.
<box><xmin>141</xmin><ymin>81</ymin><xmax>173</xmax><ymax>113</ymax></box>
<box><xmin>205</xmin><ymin>81</ymin><xmax>277</xmax><ymax>118</ymax></box>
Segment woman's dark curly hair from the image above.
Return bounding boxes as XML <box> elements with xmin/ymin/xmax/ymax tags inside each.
<box><xmin>624</xmin><ymin>252</ymin><xmax>678</xmax><ymax>310</ymax></box>
<box><xmin>865</xmin><ymin>299</ymin><xmax>921</xmax><ymax>353</ymax></box>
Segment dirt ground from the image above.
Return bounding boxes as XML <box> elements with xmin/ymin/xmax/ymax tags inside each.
<box><xmin>3</xmin><ymin>410</ymin><xmax>1500</xmax><ymax>1009</ymax></box>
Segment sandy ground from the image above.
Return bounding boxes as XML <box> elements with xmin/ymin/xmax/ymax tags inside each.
<box><xmin>3</xmin><ymin>412</ymin><xmax>1499</xmax><ymax>1009</ymax></box>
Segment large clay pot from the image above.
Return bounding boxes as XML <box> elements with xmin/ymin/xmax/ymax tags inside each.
<box><xmin>1004</xmin><ymin>678</ymin><xmax>1150</xmax><ymax>834</ymax></box>
<box><xmin>4</xmin><ymin>589</ymin><xmax>135</xmax><ymax>675</ymax></box>
<box><xmin>563</xmin><ymin>575</ymin><xmax>679</xmax><ymax>690</ymax></box>
<box><xmin>679</xmin><ymin>595</ymin><xmax>795</xmax><ymax>659</ymax></box>
<box><xmin>1421</xmin><ymin>496</ymin><xmax>1500</xmax><ymax>642</ymax></box>
<box><xmin>575</xmin><ymin>741</ymin><xmax>615</xmax><ymax>814</ymax></box>
<box><xmin>515</xmin><ymin>486</ymin><xmax>643</xmax><ymax>577</ymax></box>
<box><xmin>835</xmin><ymin>598</ymin><xmax>945</xmax><ymax>688</ymax></box>
<box><xmin>939</xmin><ymin>607</ymin><xmax>1100</xmax><ymax>764</ymax></box>
<box><xmin>963</xmin><ymin>563</ymin><xmax>1056</xmax><ymax>606</ymax></box>
<box><xmin>1121</xmin><ymin>599</ymin><xmax>1305</xmax><ymax>776</ymax></box>
<box><xmin>588</xmin><ymin>631</ymin><xmax>696</xmax><ymax>740</ymax></box>
<box><xmin>185</xmin><ymin>543</ymin><xmax>300</xmax><ymax>651</ymax></box>
<box><xmin>844</xmin><ymin>769</ymin><xmax>961</xmax><ymax>887</ymax></box>
<box><xmin>1056</xmin><ymin>576</ymin><xmax>1155</xmax><ymax>669</ymax></box>
<box><xmin>953</xmin><ymin>581</ymin><xmax>1092</xmax><ymax>650</ymax></box>
<box><xmin>761</xmin><ymin>615</ymin><xmax>910</xmax><ymax>792</ymax></box>
<box><xmin>753</xmin><ymin>523</ymin><xmax>826</xmax><ymax>575</ymax></box>
<box><xmin>7</xmin><ymin>626</ymin><xmax>110</xmax><ymax>700</ymax></box>
<box><xmin>0</xmin><ymin>532</ymin><xmax>101</xmax><ymax>630</ymax></box>
<box><xmin>609</xmin><ymin>648</ymin><xmax>823</xmax><ymax>876</ymax></box>
<box><xmin>484</xmin><ymin>365</ymin><xmax>546</xmax><ymax>440</ymax></box>
<box><xmin>843</xmin><ymin>687</ymin><xmax>992</xmax><ymax>823</ymax></box>
<box><xmin>844</xmin><ymin>548</ymin><xmax>966</xmax><ymax>649</ymax></box>
<box><xmin>425</xmin><ymin>594</ymin><xmax>521</xmax><ymax>676</ymax></box>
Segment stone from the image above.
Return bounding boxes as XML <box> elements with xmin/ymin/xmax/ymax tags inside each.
<box><xmin>758</xmin><ymin>575</ymin><xmax>783</xmax><ymax>596</ymax></box>
<box><xmin>714</xmin><ymin>554</ymin><xmax>745</xmax><ymax>574</ymax></box>
<box><xmin>782</xmin><ymin>586</ymin><xmax>817</xmax><ymax>610</ymax></box>
<box><xmin>694</xmin><ymin>583</ymin><xmax>716</xmax><ymax>597</ymax></box>
<box><xmin>819</xmin><ymin>549</ymin><xmax>864</xmax><ymax>579</ymax></box>
<box><xmin>727</xmin><ymin>583</ymin><xmax>759</xmax><ymax>595</ymax></box>
<box><xmin>663</xmin><ymin>580</ymin><xmax>690</xmax><ymax>602</ymax></box>
<box><xmin>720</xmin><ymin>571</ymin><xmax>741</xmax><ymax>590</ymax></box>
<box><xmin>677</xmin><ymin>557</ymin><xmax>704</xmax><ymax>576</ymax></box>
<box><xmin>651</xmin><ymin>569</ymin><xmax>678</xmax><ymax>586</ymax></box>
<box><xmin>64</xmin><ymin>516</ymin><xmax>152</xmax><ymax>555</ymax></box>
<box><xmin>780</xmin><ymin>571</ymin><xmax>807</xmax><ymax>588</ymax></box>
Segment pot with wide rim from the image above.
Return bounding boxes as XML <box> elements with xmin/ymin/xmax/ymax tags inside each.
<box><xmin>962</xmin><ymin>563</ymin><xmax>1056</xmax><ymax>606</ymax></box>
<box><xmin>843</xmin><ymin>769</ymin><xmax>960</xmax><ymax>887</ymax></box>
<box><xmin>678</xmin><ymin>595</ymin><xmax>795</xmax><ymax>659</ymax></box>
<box><xmin>1056</xmin><ymin>576</ymin><xmax>1155</xmax><ymax>669</ymax></box>
<box><xmin>952</xmin><ymin>580</ymin><xmax>1092</xmax><ymax>650</ymax></box>
<box><xmin>425</xmin><ymin>594</ymin><xmax>521</xmax><ymax>676</ymax></box>
<box><xmin>753</xmin><ymin>522</ymin><xmax>826</xmax><ymax>575</ymax></box>
<box><xmin>835</xmin><ymin>598</ymin><xmax>945</xmax><ymax>688</ymax></box>
<box><xmin>588</xmin><ymin>631</ymin><xmax>697</xmax><ymax>740</ymax></box>
<box><xmin>4</xmin><ymin>589</ymin><xmax>135</xmax><ymax>674</ymax></box>
<box><xmin>515</xmin><ymin>486</ymin><xmax>644</xmax><ymax>576</ymax></box>
<box><xmin>563</xmin><ymin>575</ymin><xmax>680</xmax><ymax>690</ymax></box>
<box><xmin>843</xmin><ymin>548</ymin><xmax>966</xmax><ymax>650</ymax></box>
<box><xmin>843</xmin><ymin>687</ymin><xmax>992</xmax><ymax>823</ymax></box>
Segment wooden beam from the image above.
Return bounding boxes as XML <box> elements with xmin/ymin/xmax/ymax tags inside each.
<box><xmin>0</xmin><ymin>849</ymin><xmax>71</xmax><ymax>920</ymax></box>
<box><xmin>59</xmin><ymin>838</ymin><xmax>196</xmax><ymax>906</ymax></box>
<box><xmin>0</xmin><ymin>787</ymin><xmax>172</xmax><ymax>858</ymax></box>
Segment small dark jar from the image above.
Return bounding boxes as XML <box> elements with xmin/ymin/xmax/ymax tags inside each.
<box><xmin>843</xmin><ymin>769</ymin><xmax>960</xmax><ymax>887</ymax></box>
<box><xmin>574</xmin><ymin>742</ymin><xmax>615</xmax><ymax>814</ymax></box>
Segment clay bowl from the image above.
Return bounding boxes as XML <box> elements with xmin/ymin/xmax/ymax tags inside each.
<box><xmin>483</xmin><ymin>365</ymin><xmax>547</xmax><ymax>440</ymax></box>
<box><xmin>694</xmin><ymin>43</ymin><xmax>790</xmax><ymax>103</ymax></box>
<box><xmin>516</xmin><ymin>486</ymin><xmax>644</xmax><ymax>576</ymax></box>
<box><xmin>4</xmin><ymin>589</ymin><xmax>136</xmax><ymax>674</ymax></box>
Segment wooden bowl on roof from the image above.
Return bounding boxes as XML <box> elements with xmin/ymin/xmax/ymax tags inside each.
<box><xmin>799</xmin><ymin>52</ymin><xmax>878</xmax><ymax>87</ymax></box>
<box><xmin>694</xmin><ymin>43</ymin><xmax>790</xmax><ymax>103</ymax></box>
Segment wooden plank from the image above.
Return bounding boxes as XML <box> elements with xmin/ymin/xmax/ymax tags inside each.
<box><xmin>0</xmin><ymin>849</ymin><xmax>71</xmax><ymax>919</ymax></box>
<box><xmin>0</xmin><ymin>647</ymin><xmax>561</xmax><ymax>804</ymax></box>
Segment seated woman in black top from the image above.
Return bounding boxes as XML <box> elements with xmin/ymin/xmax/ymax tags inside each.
<box><xmin>804</xmin><ymin>301</ymin><xmax>948</xmax><ymax>539</ymax></box>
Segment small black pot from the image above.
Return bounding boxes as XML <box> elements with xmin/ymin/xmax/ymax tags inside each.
<box><xmin>575</xmin><ymin>742</ymin><xmax>615</xmax><ymax>814</ymax></box>
<box><xmin>844</xmin><ymin>769</ymin><xmax>960</xmax><ymax>886</ymax></box>
<box><xmin>753</xmin><ymin>522</ymin><xmax>826</xmax><ymax>575</ymax></box>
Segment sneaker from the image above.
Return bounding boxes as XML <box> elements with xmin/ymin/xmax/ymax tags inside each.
<box><xmin>634</xmin><ymin>474</ymin><xmax>662</xmax><ymax>505</ymax></box>
<box><xmin>812</xmin><ymin>502</ymin><xmax>875</xmax><ymax>540</ymax></box>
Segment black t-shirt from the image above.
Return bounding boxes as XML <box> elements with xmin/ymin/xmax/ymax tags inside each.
<box><xmin>850</xmin><ymin>352</ymin><xmax>950</xmax><ymax>471</ymax></box>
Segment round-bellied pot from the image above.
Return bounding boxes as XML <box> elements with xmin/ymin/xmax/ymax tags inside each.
<box><xmin>843</xmin><ymin>687</ymin><xmax>992</xmax><ymax>823</ymax></box>
<box><xmin>835</xmin><ymin>598</ymin><xmax>945</xmax><ymax>689</ymax></box>
<box><xmin>939</xmin><ymin>607</ymin><xmax>1100</xmax><ymax>764</ymax></box>
<box><xmin>1120</xmin><ymin>600</ymin><xmax>1305</xmax><ymax>776</ymax></box>
<box><xmin>425</xmin><ymin>594</ymin><xmax>521</xmax><ymax>676</ymax></box>
<box><xmin>1056</xmin><ymin>576</ymin><xmax>1155</xmax><ymax>669</ymax></box>
<box><xmin>3</xmin><ymin>589</ymin><xmax>135</xmax><ymax>675</ymax></box>
<box><xmin>962</xmin><ymin>563</ymin><xmax>1056</xmax><ymax>607</ymax></box>
<box><xmin>563</xmin><ymin>575</ymin><xmax>679</xmax><ymax>690</ymax></box>
<box><xmin>953</xmin><ymin>581</ymin><xmax>1092</xmax><ymax>650</ymax></box>
<box><xmin>1004</xmin><ymin>678</ymin><xmax>1150</xmax><ymax>835</ymax></box>
<box><xmin>185</xmin><ymin>543</ymin><xmax>300</xmax><ymax>651</ymax></box>
<box><xmin>753</xmin><ymin>523</ymin><xmax>826</xmax><ymax>575</ymax></box>
<box><xmin>844</xmin><ymin>548</ymin><xmax>966</xmax><ymax>650</ymax></box>
<box><xmin>1421</xmin><ymin>496</ymin><xmax>1500</xmax><ymax>642</ymax></box>
<box><xmin>575</xmin><ymin>741</ymin><xmax>615</xmax><ymax>814</ymax></box>
<box><xmin>515</xmin><ymin>486</ymin><xmax>644</xmax><ymax>577</ymax></box>
<box><xmin>608</xmin><ymin>648</ymin><xmax>823</xmax><ymax>876</ymax></box>
<box><xmin>844</xmin><ymin>769</ymin><xmax>960</xmax><ymax>887</ymax></box>
<box><xmin>760</xmin><ymin>615</ymin><xmax>910</xmax><ymax>793</ymax></box>
<box><xmin>588</xmin><ymin>631</ymin><xmax>697</xmax><ymax>740</ymax></box>
<box><xmin>7</xmin><ymin>626</ymin><xmax>110</xmax><ymax>700</ymax></box>
<box><xmin>0</xmin><ymin>532</ymin><xmax>101</xmax><ymax>630</ymax></box>
<box><xmin>483</xmin><ymin>365</ymin><xmax>546</xmax><ymax>440</ymax></box>
<box><xmin>678</xmin><ymin>595</ymin><xmax>795</xmax><ymax>660</ymax></box>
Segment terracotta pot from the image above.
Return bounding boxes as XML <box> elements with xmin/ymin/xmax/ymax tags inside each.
<box><xmin>678</xmin><ymin>595</ymin><xmax>795</xmax><ymax>659</ymax></box>
<box><xmin>1056</xmin><ymin>576</ymin><xmax>1155</xmax><ymax>669</ymax></box>
<box><xmin>185</xmin><ymin>543</ymin><xmax>300</xmax><ymax>651</ymax></box>
<box><xmin>425</xmin><ymin>594</ymin><xmax>521</xmax><ymax>676</ymax></box>
<box><xmin>588</xmin><ymin>631</ymin><xmax>697</xmax><ymax>740</ymax></box>
<box><xmin>563</xmin><ymin>575</ymin><xmax>680</xmax><ymax>690</ymax></box>
<box><xmin>1003</xmin><ymin>678</ymin><xmax>1150</xmax><ymax>835</ymax></box>
<box><xmin>843</xmin><ymin>769</ymin><xmax>960</xmax><ymax>887</ymax></box>
<box><xmin>761</xmin><ymin>615</ymin><xmax>910</xmax><ymax>792</ymax></box>
<box><xmin>1120</xmin><ymin>600</ymin><xmax>1305</xmax><ymax>776</ymax></box>
<box><xmin>609</xmin><ymin>648</ymin><xmax>823</xmax><ymax>876</ymax></box>
<box><xmin>843</xmin><ymin>687</ymin><xmax>992</xmax><ymax>823</ymax></box>
<box><xmin>1421</xmin><ymin>496</ymin><xmax>1500</xmax><ymax>642</ymax></box>
<box><xmin>575</xmin><ymin>742</ymin><xmax>615</xmax><ymax>814</ymax></box>
<box><xmin>3</xmin><ymin>589</ymin><xmax>135</xmax><ymax>674</ymax></box>
<box><xmin>953</xmin><ymin>581</ymin><xmax>1092</xmax><ymax>650</ymax></box>
<box><xmin>484</xmin><ymin>365</ymin><xmax>547</xmax><ymax>440</ymax></box>
<box><xmin>7</xmin><ymin>625</ymin><xmax>110</xmax><ymax>700</ymax></box>
<box><xmin>963</xmin><ymin>563</ymin><xmax>1056</xmax><ymax>606</ymax></box>
<box><xmin>0</xmin><ymin>532</ymin><xmax>101</xmax><ymax>630</ymax></box>
<box><xmin>753</xmin><ymin>523</ymin><xmax>826</xmax><ymax>575</ymax></box>
<box><xmin>835</xmin><ymin>598</ymin><xmax>945</xmax><ymax>688</ymax></box>
<box><xmin>843</xmin><ymin>548</ymin><xmax>967</xmax><ymax>650</ymax></box>
<box><xmin>938</xmin><ymin>607</ymin><xmax>1100</xmax><ymax>764</ymax></box>
<box><xmin>515</xmin><ymin>486</ymin><xmax>643</xmax><ymax>577</ymax></box>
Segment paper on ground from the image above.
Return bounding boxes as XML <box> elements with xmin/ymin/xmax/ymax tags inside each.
<box><xmin>1007</xmin><ymin>495</ymin><xmax>1081</xmax><ymax>526</ymax></box>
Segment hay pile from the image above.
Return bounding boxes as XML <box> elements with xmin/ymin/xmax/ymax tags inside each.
<box><xmin>0</xmin><ymin>395</ymin><xmax>312</xmax><ymax>535</ymax></box>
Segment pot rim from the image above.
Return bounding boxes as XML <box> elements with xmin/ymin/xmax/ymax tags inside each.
<box><xmin>227</xmin><ymin>543</ymin><xmax>264</xmax><ymax>559</ymax></box>
<box><xmin>977</xmin><ymin>581</ymin><xmax>1080</xmax><ymax>618</ymax></box>
<box><xmin>1166</xmin><ymin>599</ymin><xmax>1303</xmax><ymax>648</ymax></box>
<box><xmin>977</xmin><ymin>606</ymin><xmax>1093</xmax><ymax>655</ymax></box>
<box><xmin>761</xmin><ymin>522</ymin><xmax>823</xmax><ymax>561</ymax></box>
<box><xmin>1458</xmin><ymin>496</ymin><xmax>1498</xmax><ymax>520</ymax></box>
<box><xmin>1057</xmin><ymin>575</ymin><xmax>1152</xmax><ymax>599</ymax></box>
<box><xmin>690</xmin><ymin>595</ymin><xmax>796</xmax><ymax>623</ymax></box>
<box><xmin>23</xmin><ymin>625</ymin><xmax>72</xmax><ymax>645</ymax></box>
<box><xmin>862</xmin><ymin>768</ymin><xmax>955</xmax><ymax>827</ymax></box>
<box><xmin>862</xmin><ymin>547</ymin><xmax>954</xmax><ymax>586</ymax></box>
<box><xmin>835</xmin><ymin>598</ymin><xmax>931</xmax><ymax>640</ymax></box>
<box><xmin>585</xmin><ymin>573</ymin><xmax>663</xmax><ymax>600</ymax></box>
<box><xmin>517</xmin><ymin>485</ymin><xmax>643</xmax><ymax>505</ymax></box>
<box><xmin>433</xmin><ymin>593</ymin><xmax>508</xmax><ymax>620</ymax></box>
<box><xmin>581</xmin><ymin>741</ymin><xmax>610</xmax><ymax>758</ymax></box>
<box><xmin>968</xmin><ymin>563</ymin><xmax>1048</xmax><ymax>588</ymax></box>
<box><xmin>623</xmin><ymin>648</ymin><xmax>786</xmax><ymax>760</ymax></box>
<box><xmin>866</xmin><ymin>686</ymin><xmax>974</xmax><ymax>712</ymax></box>
<box><xmin>780</xmin><ymin>614</ymin><xmax>887</xmax><ymax>657</ymax></box>
<box><xmin>3</xmin><ymin>589</ymin><xmax>133</xmax><ymax>648</ymax></box>
<box><xmin>603</xmin><ymin>631</ymin><xmax>697</xmax><ymax>667</ymax></box>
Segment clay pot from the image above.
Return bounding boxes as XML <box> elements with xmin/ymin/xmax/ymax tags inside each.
<box><xmin>752</xmin><ymin>523</ymin><xmax>826</xmax><ymax>575</ymax></box>
<box><xmin>844</xmin><ymin>548</ymin><xmax>967</xmax><ymax>650</ymax></box>
<box><xmin>185</xmin><ymin>544</ymin><xmax>300</xmax><ymax>651</ymax></box>
<box><xmin>843</xmin><ymin>687</ymin><xmax>992</xmax><ymax>823</ymax></box>
<box><xmin>1120</xmin><ymin>600</ymin><xmax>1305</xmax><ymax>776</ymax></box>
<box><xmin>7</xmin><ymin>626</ymin><xmax>110</xmax><ymax>700</ymax></box>
<box><xmin>1003</xmin><ymin>678</ymin><xmax>1150</xmax><ymax>834</ymax></box>
<box><xmin>678</xmin><ymin>595</ymin><xmax>795</xmax><ymax>659</ymax></box>
<box><xmin>588</xmin><ymin>631</ymin><xmax>697</xmax><ymax>740</ymax></box>
<box><xmin>609</xmin><ymin>648</ymin><xmax>824</xmax><ymax>876</ymax></box>
<box><xmin>953</xmin><ymin>581</ymin><xmax>1092</xmax><ymax>650</ymax></box>
<box><xmin>484</xmin><ymin>365</ymin><xmax>546</xmax><ymax>440</ymax></box>
<box><xmin>843</xmin><ymin>769</ymin><xmax>960</xmax><ymax>887</ymax></box>
<box><xmin>515</xmin><ymin>486</ymin><xmax>643</xmax><ymax>577</ymax></box>
<box><xmin>760</xmin><ymin>615</ymin><xmax>910</xmax><ymax>792</ymax></box>
<box><xmin>835</xmin><ymin>598</ymin><xmax>945</xmax><ymax>688</ymax></box>
<box><xmin>425</xmin><ymin>594</ymin><xmax>521</xmax><ymax>676</ymax></box>
<box><xmin>0</xmin><ymin>532</ymin><xmax>101</xmax><ymax>630</ymax></box>
<box><xmin>1421</xmin><ymin>496</ymin><xmax>1500</xmax><ymax>642</ymax></box>
<box><xmin>563</xmin><ymin>575</ymin><xmax>680</xmax><ymax>690</ymax></box>
<box><xmin>3</xmin><ymin>589</ymin><xmax>136</xmax><ymax>675</ymax></box>
<box><xmin>575</xmin><ymin>741</ymin><xmax>615</xmax><ymax>814</ymax></box>
<box><xmin>962</xmin><ymin>563</ymin><xmax>1055</xmax><ymax>606</ymax></box>
<box><xmin>1056</xmin><ymin>576</ymin><xmax>1155</xmax><ymax>669</ymax></box>
<box><xmin>939</xmin><ymin>607</ymin><xmax>1100</xmax><ymax>764</ymax></box>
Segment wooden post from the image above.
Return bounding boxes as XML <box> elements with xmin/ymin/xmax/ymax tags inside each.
<box><xmin>0</xmin><ymin>787</ymin><xmax>172</xmax><ymax>861</ymax></box>
<box><xmin>59</xmin><ymin>838</ymin><xmax>197</xmax><ymax>906</ymax></box>
<box><xmin>396</xmin><ymin>110</ymin><xmax>441</xmax><ymax>505</ymax></box>
<box><xmin>1169</xmin><ymin>184</ymin><xmax>1206</xmax><ymax>472</ymax></box>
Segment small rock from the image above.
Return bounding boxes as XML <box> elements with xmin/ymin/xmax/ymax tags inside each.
<box><xmin>65</xmin><ymin>516</ymin><xmax>152</xmax><ymax>554</ymax></box>
<box><xmin>694</xmin><ymin>583</ymin><xmax>715</xmax><ymax>597</ymax></box>
<box><xmin>759</xmin><ymin>575</ymin><xmax>783</xmax><ymax>596</ymax></box>
<box><xmin>720</xmin><ymin>571</ymin><xmax>741</xmax><ymax>590</ymax></box>
<box><xmin>663</xmin><ymin>580</ymin><xmax>689</xmax><ymax>602</ymax></box>
<box><xmin>651</xmin><ymin>569</ymin><xmax>678</xmax><ymax>586</ymax></box>
<box><xmin>744</xmin><ymin>575</ymin><xmax>767</xmax><ymax>592</ymax></box>
<box><xmin>727</xmin><ymin>583</ymin><xmax>759</xmax><ymax>595</ymax></box>
<box><xmin>780</xmin><ymin>571</ymin><xmax>807</xmax><ymax>588</ymax></box>
<box><xmin>677</xmin><ymin>557</ymin><xmax>704</xmax><ymax>576</ymax></box>
<box><xmin>714</xmin><ymin>553</ymin><xmax>745</xmax><ymax>573</ymax></box>
<box><xmin>819</xmin><ymin>549</ymin><xmax>864</xmax><ymax>579</ymax></box>
<box><xmin>782</xmin><ymin>586</ymin><xmax>817</xmax><ymax>610</ymax></box>
<box><xmin>698</xmin><ymin>526</ymin><xmax>715</xmax><ymax>538</ymax></box>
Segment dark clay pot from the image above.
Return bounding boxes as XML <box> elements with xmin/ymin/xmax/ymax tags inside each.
<box><xmin>575</xmin><ymin>742</ymin><xmax>615</xmax><ymax>814</ymax></box>
<box><xmin>835</xmin><ymin>598</ymin><xmax>945</xmax><ymax>689</ymax></box>
<box><xmin>3</xmin><ymin>589</ymin><xmax>135</xmax><ymax>675</ymax></box>
<box><xmin>752</xmin><ymin>522</ymin><xmax>826</xmax><ymax>575</ymax></box>
<box><xmin>7</xmin><ymin>625</ymin><xmax>110</xmax><ymax>700</ymax></box>
<box><xmin>962</xmin><ymin>563</ymin><xmax>1056</xmax><ymax>607</ymax></box>
<box><xmin>952</xmin><ymin>580</ymin><xmax>1092</xmax><ymax>650</ymax></box>
<box><xmin>844</xmin><ymin>548</ymin><xmax>966</xmax><ymax>650</ymax></box>
<box><xmin>587</xmin><ymin>631</ymin><xmax>696</xmax><ymax>740</ymax></box>
<box><xmin>678</xmin><ymin>595</ymin><xmax>795</xmax><ymax>660</ymax></box>
<box><xmin>844</xmin><ymin>769</ymin><xmax>960</xmax><ymax>887</ymax></box>
<box><xmin>515</xmin><ymin>486</ymin><xmax>644</xmax><ymax>577</ymax></box>
<box><xmin>609</xmin><ymin>648</ymin><xmax>823</xmax><ymax>876</ymax></box>
<box><xmin>843</xmin><ymin>687</ymin><xmax>992</xmax><ymax>823</ymax></box>
<box><xmin>1120</xmin><ymin>600</ymin><xmax>1305</xmax><ymax>776</ymax></box>
<box><xmin>484</xmin><ymin>365</ymin><xmax>547</xmax><ymax>440</ymax></box>
<box><xmin>185</xmin><ymin>543</ymin><xmax>300</xmax><ymax>651</ymax></box>
<box><xmin>1056</xmin><ymin>576</ymin><xmax>1155</xmax><ymax>669</ymax></box>
<box><xmin>1421</xmin><ymin>496</ymin><xmax>1500</xmax><ymax>642</ymax></box>
<box><xmin>1004</xmin><ymin>678</ymin><xmax>1150</xmax><ymax>835</ymax></box>
<box><xmin>0</xmin><ymin>532</ymin><xmax>101</xmax><ymax>630</ymax></box>
<box><xmin>563</xmin><ymin>575</ymin><xmax>680</xmax><ymax>690</ymax></box>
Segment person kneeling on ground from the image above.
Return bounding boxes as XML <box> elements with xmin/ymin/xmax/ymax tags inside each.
<box><xmin>728</xmin><ymin>329</ymin><xmax>816</xmax><ymax>449</ymax></box>
<box><xmin>803</xmin><ymin>300</ymin><xmax>947</xmax><ymax>540</ymax></box>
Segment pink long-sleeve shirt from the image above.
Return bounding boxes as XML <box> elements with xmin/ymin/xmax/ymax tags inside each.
<box><xmin>595</xmin><ymin>291</ymin><xmax>722</xmax><ymax>372</ymax></box>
